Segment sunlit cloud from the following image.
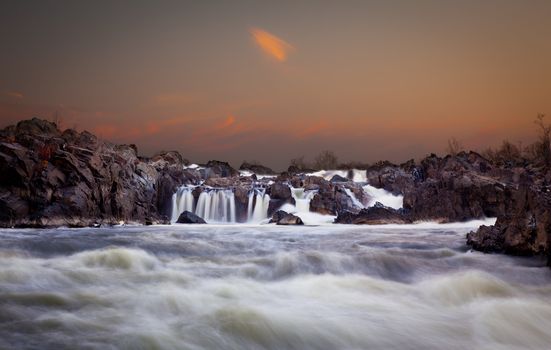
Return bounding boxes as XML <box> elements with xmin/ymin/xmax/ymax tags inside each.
<box><xmin>294</xmin><ymin>120</ymin><xmax>331</xmax><ymax>139</ymax></box>
<box><xmin>250</xmin><ymin>28</ymin><xmax>293</xmax><ymax>62</ymax></box>
<box><xmin>6</xmin><ymin>91</ymin><xmax>24</xmax><ymax>99</ymax></box>
<box><xmin>218</xmin><ymin>115</ymin><xmax>236</xmax><ymax>129</ymax></box>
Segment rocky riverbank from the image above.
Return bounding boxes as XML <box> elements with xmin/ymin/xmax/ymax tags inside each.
<box><xmin>0</xmin><ymin>118</ymin><xmax>549</xmax><ymax>265</ymax></box>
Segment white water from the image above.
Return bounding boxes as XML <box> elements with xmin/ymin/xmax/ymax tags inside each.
<box><xmin>172</xmin><ymin>186</ymin><xmax>271</xmax><ymax>223</ymax></box>
<box><xmin>307</xmin><ymin>169</ymin><xmax>367</xmax><ymax>183</ymax></box>
<box><xmin>343</xmin><ymin>188</ymin><xmax>365</xmax><ymax>209</ymax></box>
<box><xmin>363</xmin><ymin>184</ymin><xmax>404</xmax><ymax>209</ymax></box>
<box><xmin>250</xmin><ymin>188</ymin><xmax>271</xmax><ymax>223</ymax></box>
<box><xmin>1</xmin><ymin>224</ymin><xmax>550</xmax><ymax>349</ymax></box>
<box><xmin>290</xmin><ymin>187</ymin><xmax>317</xmax><ymax>213</ymax></box>
<box><xmin>172</xmin><ymin>187</ymin><xmax>236</xmax><ymax>223</ymax></box>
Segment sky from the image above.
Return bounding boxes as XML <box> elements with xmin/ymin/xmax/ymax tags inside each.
<box><xmin>1</xmin><ymin>0</ymin><xmax>550</xmax><ymax>170</ymax></box>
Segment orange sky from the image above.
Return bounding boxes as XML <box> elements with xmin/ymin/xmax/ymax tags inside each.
<box><xmin>1</xmin><ymin>1</ymin><xmax>550</xmax><ymax>170</ymax></box>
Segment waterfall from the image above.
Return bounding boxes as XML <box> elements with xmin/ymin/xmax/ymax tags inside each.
<box><xmin>171</xmin><ymin>187</ymin><xmax>195</xmax><ymax>222</ymax></box>
<box><xmin>195</xmin><ymin>189</ymin><xmax>236</xmax><ymax>223</ymax></box>
<box><xmin>343</xmin><ymin>188</ymin><xmax>364</xmax><ymax>209</ymax></box>
<box><xmin>248</xmin><ymin>188</ymin><xmax>271</xmax><ymax>223</ymax></box>
<box><xmin>290</xmin><ymin>187</ymin><xmax>317</xmax><ymax>212</ymax></box>
<box><xmin>351</xmin><ymin>169</ymin><xmax>367</xmax><ymax>183</ymax></box>
<box><xmin>362</xmin><ymin>185</ymin><xmax>403</xmax><ymax>209</ymax></box>
<box><xmin>172</xmin><ymin>186</ymin><xmax>236</xmax><ymax>223</ymax></box>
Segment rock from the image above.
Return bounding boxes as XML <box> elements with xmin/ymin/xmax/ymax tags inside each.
<box><xmin>267</xmin><ymin>182</ymin><xmax>295</xmax><ymax>216</ymax></box>
<box><xmin>239</xmin><ymin>162</ymin><xmax>276</xmax><ymax>175</ymax></box>
<box><xmin>0</xmin><ymin>118</ymin><xmax>194</xmax><ymax>227</ymax></box>
<box><xmin>330</xmin><ymin>174</ymin><xmax>349</xmax><ymax>182</ymax></box>
<box><xmin>176</xmin><ymin>211</ymin><xmax>206</xmax><ymax>224</ymax></box>
<box><xmin>467</xmin><ymin>182</ymin><xmax>551</xmax><ymax>259</ymax></box>
<box><xmin>204</xmin><ymin>160</ymin><xmax>238</xmax><ymax>178</ymax></box>
<box><xmin>334</xmin><ymin>203</ymin><xmax>411</xmax><ymax>225</ymax></box>
<box><xmin>270</xmin><ymin>210</ymin><xmax>303</xmax><ymax>225</ymax></box>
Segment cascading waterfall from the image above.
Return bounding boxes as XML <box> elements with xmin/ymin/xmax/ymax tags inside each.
<box><xmin>195</xmin><ymin>189</ymin><xmax>236</xmax><ymax>223</ymax></box>
<box><xmin>172</xmin><ymin>185</ymin><xmax>271</xmax><ymax>223</ymax></box>
<box><xmin>248</xmin><ymin>188</ymin><xmax>271</xmax><ymax>223</ymax></box>
<box><xmin>290</xmin><ymin>187</ymin><xmax>317</xmax><ymax>212</ymax></box>
<box><xmin>171</xmin><ymin>187</ymin><xmax>195</xmax><ymax>222</ymax></box>
<box><xmin>172</xmin><ymin>186</ymin><xmax>236</xmax><ymax>223</ymax></box>
<box><xmin>343</xmin><ymin>188</ymin><xmax>365</xmax><ymax>209</ymax></box>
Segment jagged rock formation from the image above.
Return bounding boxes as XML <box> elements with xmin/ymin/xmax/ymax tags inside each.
<box><xmin>334</xmin><ymin>202</ymin><xmax>411</xmax><ymax>225</ymax></box>
<box><xmin>1</xmin><ymin>118</ymin><xmax>549</xmax><ymax>266</ymax></box>
<box><xmin>467</xmin><ymin>178</ymin><xmax>551</xmax><ymax>263</ymax></box>
<box><xmin>239</xmin><ymin>162</ymin><xmax>276</xmax><ymax>175</ymax></box>
<box><xmin>0</xmin><ymin>118</ymin><xmax>195</xmax><ymax>227</ymax></box>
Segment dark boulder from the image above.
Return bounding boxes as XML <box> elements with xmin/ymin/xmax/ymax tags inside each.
<box><xmin>270</xmin><ymin>210</ymin><xmax>304</xmax><ymax>225</ymax></box>
<box><xmin>176</xmin><ymin>211</ymin><xmax>206</xmax><ymax>224</ymax></box>
<box><xmin>330</xmin><ymin>174</ymin><xmax>349</xmax><ymax>183</ymax></box>
<box><xmin>267</xmin><ymin>182</ymin><xmax>295</xmax><ymax>216</ymax></box>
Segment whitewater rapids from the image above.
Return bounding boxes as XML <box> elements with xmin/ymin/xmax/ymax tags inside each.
<box><xmin>1</xmin><ymin>224</ymin><xmax>551</xmax><ymax>349</ymax></box>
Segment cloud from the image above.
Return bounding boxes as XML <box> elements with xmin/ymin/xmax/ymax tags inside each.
<box><xmin>250</xmin><ymin>28</ymin><xmax>293</xmax><ymax>62</ymax></box>
<box><xmin>218</xmin><ymin>115</ymin><xmax>236</xmax><ymax>129</ymax></box>
<box><xmin>6</xmin><ymin>91</ymin><xmax>23</xmax><ymax>99</ymax></box>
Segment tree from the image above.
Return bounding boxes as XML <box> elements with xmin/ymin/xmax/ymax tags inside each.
<box><xmin>446</xmin><ymin>138</ymin><xmax>464</xmax><ymax>156</ymax></box>
<box><xmin>313</xmin><ymin>150</ymin><xmax>338</xmax><ymax>170</ymax></box>
<box><xmin>289</xmin><ymin>156</ymin><xmax>309</xmax><ymax>171</ymax></box>
<box><xmin>535</xmin><ymin>113</ymin><xmax>550</xmax><ymax>166</ymax></box>
<box><xmin>51</xmin><ymin>110</ymin><xmax>64</xmax><ymax>130</ymax></box>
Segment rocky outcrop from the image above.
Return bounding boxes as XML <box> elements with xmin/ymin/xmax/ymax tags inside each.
<box><xmin>269</xmin><ymin>210</ymin><xmax>304</xmax><ymax>225</ymax></box>
<box><xmin>467</xmin><ymin>181</ymin><xmax>551</xmax><ymax>261</ymax></box>
<box><xmin>204</xmin><ymin>160</ymin><xmax>238</xmax><ymax>178</ymax></box>
<box><xmin>176</xmin><ymin>211</ymin><xmax>206</xmax><ymax>224</ymax></box>
<box><xmin>239</xmin><ymin>162</ymin><xmax>276</xmax><ymax>175</ymax></box>
<box><xmin>0</xmin><ymin>118</ymin><xmax>191</xmax><ymax>227</ymax></box>
<box><xmin>267</xmin><ymin>182</ymin><xmax>295</xmax><ymax>216</ymax></box>
<box><xmin>306</xmin><ymin>176</ymin><xmax>367</xmax><ymax>215</ymax></box>
<box><xmin>334</xmin><ymin>203</ymin><xmax>411</xmax><ymax>225</ymax></box>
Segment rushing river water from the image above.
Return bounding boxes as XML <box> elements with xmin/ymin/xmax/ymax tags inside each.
<box><xmin>1</xmin><ymin>221</ymin><xmax>551</xmax><ymax>350</ymax></box>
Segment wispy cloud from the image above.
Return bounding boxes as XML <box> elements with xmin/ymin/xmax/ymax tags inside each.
<box><xmin>250</xmin><ymin>28</ymin><xmax>293</xmax><ymax>62</ymax></box>
<box><xmin>6</xmin><ymin>91</ymin><xmax>23</xmax><ymax>99</ymax></box>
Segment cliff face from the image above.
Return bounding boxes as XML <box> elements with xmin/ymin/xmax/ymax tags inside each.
<box><xmin>0</xmin><ymin>118</ymin><xmax>192</xmax><ymax>227</ymax></box>
<box><xmin>467</xmin><ymin>179</ymin><xmax>551</xmax><ymax>262</ymax></box>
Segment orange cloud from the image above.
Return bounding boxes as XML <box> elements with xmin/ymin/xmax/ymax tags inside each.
<box><xmin>294</xmin><ymin>121</ymin><xmax>331</xmax><ymax>139</ymax></box>
<box><xmin>6</xmin><ymin>91</ymin><xmax>23</xmax><ymax>99</ymax></box>
<box><xmin>218</xmin><ymin>115</ymin><xmax>236</xmax><ymax>129</ymax></box>
<box><xmin>250</xmin><ymin>28</ymin><xmax>293</xmax><ymax>62</ymax></box>
<box><xmin>93</xmin><ymin>124</ymin><xmax>118</xmax><ymax>138</ymax></box>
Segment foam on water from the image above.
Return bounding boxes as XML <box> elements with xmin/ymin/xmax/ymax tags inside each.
<box><xmin>0</xmin><ymin>225</ymin><xmax>550</xmax><ymax>349</ymax></box>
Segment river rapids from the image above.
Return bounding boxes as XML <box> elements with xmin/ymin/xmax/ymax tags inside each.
<box><xmin>1</xmin><ymin>222</ymin><xmax>550</xmax><ymax>349</ymax></box>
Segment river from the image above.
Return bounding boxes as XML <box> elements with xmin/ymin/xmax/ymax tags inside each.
<box><xmin>1</xmin><ymin>221</ymin><xmax>550</xmax><ymax>349</ymax></box>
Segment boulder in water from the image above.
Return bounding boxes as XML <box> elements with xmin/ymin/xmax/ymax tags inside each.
<box><xmin>176</xmin><ymin>211</ymin><xmax>206</xmax><ymax>224</ymax></box>
<box><xmin>330</xmin><ymin>174</ymin><xmax>349</xmax><ymax>182</ymax></box>
<box><xmin>270</xmin><ymin>210</ymin><xmax>304</xmax><ymax>225</ymax></box>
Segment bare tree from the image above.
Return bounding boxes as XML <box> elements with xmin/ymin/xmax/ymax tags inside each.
<box><xmin>51</xmin><ymin>110</ymin><xmax>64</xmax><ymax>131</ymax></box>
<box><xmin>446</xmin><ymin>138</ymin><xmax>464</xmax><ymax>156</ymax></box>
<box><xmin>535</xmin><ymin>113</ymin><xmax>550</xmax><ymax>166</ymax></box>
<box><xmin>289</xmin><ymin>156</ymin><xmax>309</xmax><ymax>170</ymax></box>
<box><xmin>313</xmin><ymin>150</ymin><xmax>339</xmax><ymax>170</ymax></box>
